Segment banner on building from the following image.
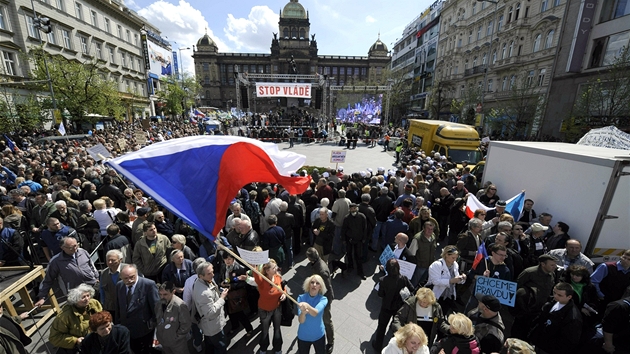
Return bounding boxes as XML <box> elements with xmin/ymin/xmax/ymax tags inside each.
<box><xmin>255</xmin><ymin>83</ymin><xmax>312</xmax><ymax>98</ymax></box>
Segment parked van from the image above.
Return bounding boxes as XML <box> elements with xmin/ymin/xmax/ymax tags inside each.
<box><xmin>407</xmin><ymin>119</ymin><xmax>482</xmax><ymax>164</ymax></box>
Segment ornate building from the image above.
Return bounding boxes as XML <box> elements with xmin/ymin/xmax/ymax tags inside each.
<box><xmin>436</xmin><ymin>0</ymin><xmax>566</xmax><ymax>136</ymax></box>
<box><xmin>192</xmin><ymin>0</ymin><xmax>390</xmax><ymax>114</ymax></box>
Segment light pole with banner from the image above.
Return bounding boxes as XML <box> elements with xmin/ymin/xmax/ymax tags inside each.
<box><xmin>178</xmin><ymin>47</ymin><xmax>190</xmax><ymax>82</ymax></box>
<box><xmin>477</xmin><ymin>0</ymin><xmax>499</xmax><ymax>133</ymax></box>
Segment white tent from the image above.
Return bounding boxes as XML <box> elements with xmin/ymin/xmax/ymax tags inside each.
<box><xmin>576</xmin><ymin>126</ymin><xmax>630</xmax><ymax>150</ymax></box>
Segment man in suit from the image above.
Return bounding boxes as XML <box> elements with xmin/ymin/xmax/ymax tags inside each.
<box><xmin>100</xmin><ymin>249</ymin><xmax>125</xmax><ymax>321</ymax></box>
<box><xmin>155</xmin><ymin>281</ymin><xmax>192</xmax><ymax>354</ymax></box>
<box><xmin>116</xmin><ymin>264</ymin><xmax>159</xmax><ymax>354</ymax></box>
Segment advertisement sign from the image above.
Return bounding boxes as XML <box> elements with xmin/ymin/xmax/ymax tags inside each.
<box><xmin>146</xmin><ymin>39</ymin><xmax>173</xmax><ymax>78</ymax></box>
<box><xmin>173</xmin><ymin>51</ymin><xmax>179</xmax><ymax>77</ymax></box>
<box><xmin>256</xmin><ymin>83</ymin><xmax>312</xmax><ymax>98</ymax></box>
<box><xmin>567</xmin><ymin>0</ymin><xmax>598</xmax><ymax>72</ymax></box>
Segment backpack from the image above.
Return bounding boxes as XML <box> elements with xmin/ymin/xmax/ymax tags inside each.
<box><xmin>243</xmin><ymin>199</ymin><xmax>260</xmax><ymax>225</ymax></box>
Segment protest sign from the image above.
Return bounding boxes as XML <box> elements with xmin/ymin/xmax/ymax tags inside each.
<box><xmin>473</xmin><ymin>276</ymin><xmax>518</xmax><ymax>307</ymax></box>
<box><xmin>237</xmin><ymin>247</ymin><xmax>269</xmax><ymax>265</ymax></box>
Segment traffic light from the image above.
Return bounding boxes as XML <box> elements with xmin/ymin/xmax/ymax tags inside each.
<box><xmin>34</xmin><ymin>17</ymin><xmax>53</xmax><ymax>34</ymax></box>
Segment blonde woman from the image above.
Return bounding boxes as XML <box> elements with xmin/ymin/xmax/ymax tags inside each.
<box><xmin>297</xmin><ymin>274</ymin><xmax>328</xmax><ymax>354</ymax></box>
<box><xmin>382</xmin><ymin>323</ymin><xmax>429</xmax><ymax>354</ymax></box>
<box><xmin>430</xmin><ymin>313</ymin><xmax>480</xmax><ymax>354</ymax></box>
<box><xmin>392</xmin><ymin>288</ymin><xmax>448</xmax><ymax>347</ymax></box>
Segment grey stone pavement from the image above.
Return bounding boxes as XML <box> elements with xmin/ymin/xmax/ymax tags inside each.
<box><xmin>22</xmin><ymin>139</ymin><xmax>399</xmax><ymax>354</ymax></box>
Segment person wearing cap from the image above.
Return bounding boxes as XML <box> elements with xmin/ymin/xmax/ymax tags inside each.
<box><xmin>467</xmin><ymin>294</ymin><xmax>505</xmax><ymax>354</ymax></box>
<box><xmin>529</xmin><ymin>282</ymin><xmax>582</xmax><ymax>354</ymax></box>
<box><xmin>131</xmin><ymin>207</ymin><xmax>150</xmax><ymax>247</ymax></box>
<box><xmin>523</xmin><ymin>222</ymin><xmax>548</xmax><ymax>268</ymax></box>
<box><xmin>485</xmin><ymin>200</ymin><xmax>508</xmax><ymax>221</ymax></box>
<box><xmin>591</xmin><ymin>249</ymin><xmax>630</xmax><ymax>311</ymax></box>
<box><xmin>510</xmin><ymin>254</ymin><xmax>558</xmax><ymax>341</ymax></box>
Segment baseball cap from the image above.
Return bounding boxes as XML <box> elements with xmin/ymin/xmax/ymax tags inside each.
<box><xmin>136</xmin><ymin>207</ymin><xmax>151</xmax><ymax>216</ymax></box>
<box><xmin>531</xmin><ymin>223</ymin><xmax>548</xmax><ymax>232</ymax></box>
<box><xmin>538</xmin><ymin>254</ymin><xmax>558</xmax><ymax>263</ymax></box>
<box><xmin>475</xmin><ymin>293</ymin><xmax>501</xmax><ymax>312</ymax></box>
<box><xmin>349</xmin><ymin>203</ymin><xmax>359</xmax><ymax>208</ymax></box>
<box><xmin>322</xmin><ymin>172</ymin><xmax>330</xmax><ymax>178</ymax></box>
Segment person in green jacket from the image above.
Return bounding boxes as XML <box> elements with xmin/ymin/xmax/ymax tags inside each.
<box><xmin>49</xmin><ymin>283</ymin><xmax>102</xmax><ymax>354</ymax></box>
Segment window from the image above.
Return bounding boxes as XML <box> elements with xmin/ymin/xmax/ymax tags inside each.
<box><xmin>508</xmin><ymin>6</ymin><xmax>513</xmax><ymax>23</ymax></box>
<box><xmin>465</xmin><ymin>59</ymin><xmax>469</xmax><ymax>69</ymax></box>
<box><xmin>283</xmin><ymin>28</ymin><xmax>288</xmax><ymax>38</ymax></box>
<box><xmin>473</xmin><ymin>56</ymin><xmax>478</xmax><ymax>66</ymax></box>
<box><xmin>487</xmin><ymin>79</ymin><xmax>493</xmax><ymax>92</ymax></box>
<box><xmin>600</xmin><ymin>0</ymin><xmax>630</xmax><ymax>21</ymax></box>
<box><xmin>47</xmin><ymin>30</ymin><xmax>56</xmax><ymax>45</ymax></box>
<box><xmin>545</xmin><ymin>30</ymin><xmax>554</xmax><ymax>49</ymax></box>
<box><xmin>458</xmin><ymin>38</ymin><xmax>462</xmax><ymax>47</ymax></box>
<box><xmin>508</xmin><ymin>41</ymin><xmax>514</xmax><ymax>57</ymax></box>
<box><xmin>104</xmin><ymin>18</ymin><xmax>110</xmax><ymax>33</ymax></box>
<box><xmin>27</xmin><ymin>17</ymin><xmax>40</xmax><ymax>39</ymax></box>
<box><xmin>487</xmin><ymin>21</ymin><xmax>493</xmax><ymax>36</ymax></box>
<box><xmin>203</xmin><ymin>63</ymin><xmax>209</xmax><ymax>71</ymax></box>
<box><xmin>472</xmin><ymin>2</ymin><xmax>477</xmax><ymax>15</ymax></box>
<box><xmin>537</xmin><ymin>68</ymin><xmax>546</xmax><ymax>86</ymax></box>
<box><xmin>477</xmin><ymin>26</ymin><xmax>482</xmax><ymax>40</ymax></box>
<box><xmin>2</xmin><ymin>51</ymin><xmax>16</xmax><ymax>76</ymax></box>
<box><xmin>204</xmin><ymin>76</ymin><xmax>210</xmax><ymax>85</ymax></box>
<box><xmin>533</xmin><ymin>34</ymin><xmax>541</xmax><ymax>52</ymax></box>
<box><xmin>501</xmin><ymin>43</ymin><xmax>507</xmax><ymax>59</ymax></box>
<box><xmin>468</xmin><ymin>30</ymin><xmax>472</xmax><ymax>44</ymax></box>
<box><xmin>482</xmin><ymin>53</ymin><xmax>487</xmax><ymax>65</ymax></box>
<box><xmin>492</xmin><ymin>50</ymin><xmax>497</xmax><ymax>64</ymax></box>
<box><xmin>90</xmin><ymin>10</ymin><xmax>97</xmax><ymax>26</ymax></box>
<box><xmin>80</xmin><ymin>36</ymin><xmax>88</xmax><ymax>54</ymax></box>
<box><xmin>126</xmin><ymin>29</ymin><xmax>130</xmax><ymax>42</ymax></box>
<box><xmin>137</xmin><ymin>58</ymin><xmax>141</xmax><ymax>71</ymax></box>
<box><xmin>515</xmin><ymin>3</ymin><xmax>521</xmax><ymax>20</ymax></box>
<box><xmin>526</xmin><ymin>70</ymin><xmax>535</xmax><ymax>86</ymax></box>
<box><xmin>108</xmin><ymin>46</ymin><xmax>115</xmax><ymax>63</ymax></box>
<box><xmin>134</xmin><ymin>34</ymin><xmax>138</xmax><ymax>46</ymax></box>
<box><xmin>75</xmin><ymin>2</ymin><xmax>82</xmax><ymax>20</ymax></box>
<box><xmin>62</xmin><ymin>29</ymin><xmax>71</xmax><ymax>49</ymax></box>
<box><xmin>117</xmin><ymin>25</ymin><xmax>122</xmax><ymax>38</ymax></box>
<box><xmin>510</xmin><ymin>75</ymin><xmax>516</xmax><ymax>87</ymax></box>
<box><xmin>540</xmin><ymin>0</ymin><xmax>548</xmax><ymax>12</ymax></box>
<box><xmin>121</xmin><ymin>52</ymin><xmax>126</xmax><ymax>67</ymax></box>
<box><xmin>0</xmin><ymin>7</ymin><xmax>6</xmax><ymax>30</ymax></box>
<box><xmin>497</xmin><ymin>15</ymin><xmax>503</xmax><ymax>31</ymax></box>
<box><xmin>55</xmin><ymin>0</ymin><xmax>66</xmax><ymax>12</ymax></box>
<box><xmin>554</xmin><ymin>0</ymin><xmax>561</xmax><ymax>6</ymax></box>
<box><xmin>502</xmin><ymin>76</ymin><xmax>508</xmax><ymax>90</ymax></box>
<box><xmin>300</xmin><ymin>28</ymin><xmax>305</xmax><ymax>39</ymax></box>
<box><xmin>603</xmin><ymin>31</ymin><xmax>630</xmax><ymax>65</ymax></box>
<box><xmin>95</xmin><ymin>42</ymin><xmax>102</xmax><ymax>59</ymax></box>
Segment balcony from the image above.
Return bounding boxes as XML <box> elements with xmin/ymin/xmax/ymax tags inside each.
<box><xmin>464</xmin><ymin>65</ymin><xmax>485</xmax><ymax>77</ymax></box>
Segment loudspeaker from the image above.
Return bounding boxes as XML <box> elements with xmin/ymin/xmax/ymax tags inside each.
<box><xmin>240</xmin><ymin>87</ymin><xmax>249</xmax><ymax>109</ymax></box>
<box><xmin>315</xmin><ymin>88</ymin><xmax>322</xmax><ymax>109</ymax></box>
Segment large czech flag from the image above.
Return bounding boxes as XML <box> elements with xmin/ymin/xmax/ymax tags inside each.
<box><xmin>465</xmin><ymin>191</ymin><xmax>526</xmax><ymax>219</ymax></box>
<box><xmin>105</xmin><ymin>136</ymin><xmax>310</xmax><ymax>240</ymax></box>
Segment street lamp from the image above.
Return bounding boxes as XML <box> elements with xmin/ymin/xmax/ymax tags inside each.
<box><xmin>384</xmin><ymin>78</ymin><xmax>394</xmax><ymax>129</ymax></box>
<box><xmin>178</xmin><ymin>47</ymin><xmax>191</xmax><ymax>82</ymax></box>
<box><xmin>477</xmin><ymin>0</ymin><xmax>499</xmax><ymax>133</ymax></box>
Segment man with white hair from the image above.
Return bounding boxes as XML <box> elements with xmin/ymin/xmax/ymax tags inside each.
<box><xmin>225</xmin><ymin>202</ymin><xmax>250</xmax><ymax>233</ymax></box>
<box><xmin>50</xmin><ymin>200</ymin><xmax>81</xmax><ymax>229</ymax></box>
<box><xmin>100</xmin><ymin>249</ymin><xmax>125</xmax><ymax>321</ymax></box>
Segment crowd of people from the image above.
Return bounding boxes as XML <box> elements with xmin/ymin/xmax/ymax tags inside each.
<box><xmin>1</xmin><ymin>118</ymin><xmax>629</xmax><ymax>354</ymax></box>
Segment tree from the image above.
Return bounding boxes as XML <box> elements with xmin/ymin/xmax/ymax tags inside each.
<box><xmin>426</xmin><ymin>81</ymin><xmax>455</xmax><ymax>120</ymax></box>
<box><xmin>157</xmin><ymin>73</ymin><xmax>201</xmax><ymax>118</ymax></box>
<box><xmin>566</xmin><ymin>46</ymin><xmax>630</xmax><ymax>141</ymax></box>
<box><xmin>451</xmin><ymin>84</ymin><xmax>482</xmax><ymax>125</ymax></box>
<box><xmin>0</xmin><ymin>76</ymin><xmax>50</xmax><ymax>134</ymax></box>
<box><xmin>487</xmin><ymin>74</ymin><xmax>546</xmax><ymax>139</ymax></box>
<box><xmin>28</xmin><ymin>47</ymin><xmax>124</xmax><ymax>124</ymax></box>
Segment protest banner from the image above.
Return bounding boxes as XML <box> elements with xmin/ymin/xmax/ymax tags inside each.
<box><xmin>473</xmin><ymin>276</ymin><xmax>518</xmax><ymax>307</ymax></box>
<box><xmin>237</xmin><ymin>247</ymin><xmax>269</xmax><ymax>265</ymax></box>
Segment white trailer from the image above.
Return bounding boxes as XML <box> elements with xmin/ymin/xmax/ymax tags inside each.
<box><xmin>483</xmin><ymin>141</ymin><xmax>630</xmax><ymax>261</ymax></box>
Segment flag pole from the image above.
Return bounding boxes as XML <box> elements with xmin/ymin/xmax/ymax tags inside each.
<box><xmin>214</xmin><ymin>239</ymin><xmax>299</xmax><ymax>305</ymax></box>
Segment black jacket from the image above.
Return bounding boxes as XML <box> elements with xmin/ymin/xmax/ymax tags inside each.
<box><xmin>529</xmin><ymin>300</ymin><xmax>583</xmax><ymax>354</ymax></box>
<box><xmin>377</xmin><ymin>274</ymin><xmax>413</xmax><ymax>312</ymax></box>
<box><xmin>81</xmin><ymin>324</ymin><xmax>132</xmax><ymax>354</ymax></box>
<box><xmin>341</xmin><ymin>212</ymin><xmax>367</xmax><ymax>244</ymax></box>
<box><xmin>371</xmin><ymin>195</ymin><xmax>394</xmax><ymax>222</ymax></box>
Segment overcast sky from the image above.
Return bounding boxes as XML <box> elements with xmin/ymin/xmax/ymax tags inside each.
<box><xmin>125</xmin><ymin>0</ymin><xmax>437</xmax><ymax>73</ymax></box>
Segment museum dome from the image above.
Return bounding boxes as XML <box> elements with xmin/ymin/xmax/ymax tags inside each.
<box><xmin>196</xmin><ymin>33</ymin><xmax>218</xmax><ymax>52</ymax></box>
<box><xmin>369</xmin><ymin>35</ymin><xmax>389</xmax><ymax>57</ymax></box>
<box><xmin>281</xmin><ymin>0</ymin><xmax>307</xmax><ymax>19</ymax></box>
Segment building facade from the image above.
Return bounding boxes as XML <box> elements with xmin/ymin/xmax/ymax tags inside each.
<box><xmin>436</xmin><ymin>0</ymin><xmax>566</xmax><ymax>136</ymax></box>
<box><xmin>0</xmin><ymin>0</ymin><xmax>161</xmax><ymax>124</ymax></box>
<box><xmin>541</xmin><ymin>0</ymin><xmax>630</xmax><ymax>138</ymax></box>
<box><xmin>192</xmin><ymin>0</ymin><xmax>391</xmax><ymax>115</ymax></box>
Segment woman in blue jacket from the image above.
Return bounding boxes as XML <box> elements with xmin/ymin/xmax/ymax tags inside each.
<box><xmin>297</xmin><ymin>274</ymin><xmax>329</xmax><ymax>354</ymax></box>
